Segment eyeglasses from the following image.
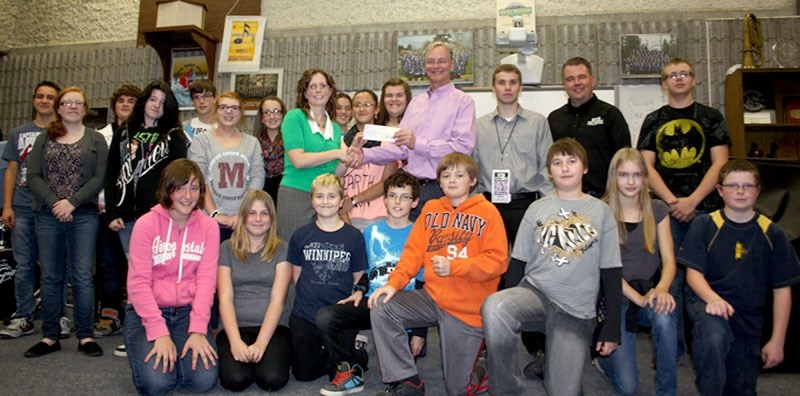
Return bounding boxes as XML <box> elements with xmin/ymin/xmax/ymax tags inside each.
<box><xmin>218</xmin><ymin>104</ymin><xmax>241</xmax><ymax>112</ymax></box>
<box><xmin>665</xmin><ymin>71</ymin><xmax>693</xmax><ymax>80</ymax></box>
<box><xmin>262</xmin><ymin>108</ymin><xmax>283</xmax><ymax>116</ymax></box>
<box><xmin>353</xmin><ymin>103</ymin><xmax>375</xmax><ymax>109</ymax></box>
<box><xmin>386</xmin><ymin>192</ymin><xmax>414</xmax><ymax>202</ymax></box>
<box><xmin>425</xmin><ymin>58</ymin><xmax>450</xmax><ymax>66</ymax></box>
<box><xmin>60</xmin><ymin>101</ymin><xmax>85</xmax><ymax>107</ymax></box>
<box><xmin>720</xmin><ymin>183</ymin><xmax>758</xmax><ymax>192</ymax></box>
<box><xmin>307</xmin><ymin>83</ymin><xmax>330</xmax><ymax>91</ymax></box>
<box><xmin>192</xmin><ymin>93</ymin><xmax>215</xmax><ymax>101</ymax></box>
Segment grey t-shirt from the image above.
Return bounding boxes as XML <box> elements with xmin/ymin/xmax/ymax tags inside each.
<box><xmin>219</xmin><ymin>239</ymin><xmax>289</xmax><ymax>328</ymax></box>
<box><xmin>621</xmin><ymin>199</ymin><xmax>669</xmax><ymax>281</ymax></box>
<box><xmin>2</xmin><ymin>122</ymin><xmax>44</xmax><ymax>207</ymax></box>
<box><xmin>513</xmin><ymin>194</ymin><xmax>621</xmax><ymax>319</ymax></box>
<box><xmin>188</xmin><ymin>132</ymin><xmax>266</xmax><ymax>216</ymax></box>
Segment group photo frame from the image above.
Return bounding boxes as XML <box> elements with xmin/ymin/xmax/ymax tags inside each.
<box><xmin>229</xmin><ymin>68</ymin><xmax>284</xmax><ymax>115</ymax></box>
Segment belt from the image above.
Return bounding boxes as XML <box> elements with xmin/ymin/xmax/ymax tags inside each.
<box><xmin>483</xmin><ymin>191</ymin><xmax>541</xmax><ymax>202</ymax></box>
<box><xmin>417</xmin><ymin>178</ymin><xmax>437</xmax><ymax>186</ymax></box>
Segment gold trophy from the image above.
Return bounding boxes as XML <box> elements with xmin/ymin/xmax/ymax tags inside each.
<box><xmin>742</xmin><ymin>13</ymin><xmax>763</xmax><ymax>69</ymax></box>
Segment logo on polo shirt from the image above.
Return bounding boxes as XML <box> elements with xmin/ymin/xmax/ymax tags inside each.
<box><xmin>587</xmin><ymin>116</ymin><xmax>604</xmax><ymax>126</ymax></box>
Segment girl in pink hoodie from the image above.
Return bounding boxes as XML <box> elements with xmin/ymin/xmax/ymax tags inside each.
<box><xmin>124</xmin><ymin>159</ymin><xmax>220</xmax><ymax>395</ymax></box>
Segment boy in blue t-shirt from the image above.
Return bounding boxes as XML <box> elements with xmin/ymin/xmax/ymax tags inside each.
<box><xmin>317</xmin><ymin>171</ymin><xmax>421</xmax><ymax>396</ymax></box>
<box><xmin>679</xmin><ymin>159</ymin><xmax>800</xmax><ymax>396</ymax></box>
<box><xmin>288</xmin><ymin>174</ymin><xmax>368</xmax><ymax>382</ymax></box>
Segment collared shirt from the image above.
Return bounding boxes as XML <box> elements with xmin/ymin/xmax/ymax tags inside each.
<box><xmin>473</xmin><ymin>106</ymin><xmax>554</xmax><ymax>196</ymax></box>
<box><xmin>308</xmin><ymin>110</ymin><xmax>334</xmax><ymax>141</ymax></box>
<box><xmin>363</xmin><ymin>82</ymin><xmax>476</xmax><ymax>180</ymax></box>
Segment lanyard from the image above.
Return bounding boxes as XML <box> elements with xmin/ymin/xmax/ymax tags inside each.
<box><xmin>494</xmin><ymin>114</ymin><xmax>520</xmax><ymax>159</ymax></box>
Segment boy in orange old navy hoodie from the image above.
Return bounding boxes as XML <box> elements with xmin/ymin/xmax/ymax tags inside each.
<box><xmin>367</xmin><ymin>152</ymin><xmax>508</xmax><ymax>396</ymax></box>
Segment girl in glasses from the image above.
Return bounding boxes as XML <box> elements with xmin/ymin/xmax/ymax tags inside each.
<box><xmin>188</xmin><ymin>91</ymin><xmax>265</xmax><ymax>242</ymax></box>
<box><xmin>25</xmin><ymin>86</ymin><xmax>109</xmax><ymax>358</ymax></box>
<box><xmin>255</xmin><ymin>96</ymin><xmax>286</xmax><ymax>205</ymax></box>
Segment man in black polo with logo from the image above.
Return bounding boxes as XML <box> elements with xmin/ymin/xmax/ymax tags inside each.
<box><xmin>548</xmin><ymin>57</ymin><xmax>631</xmax><ymax>197</ymax></box>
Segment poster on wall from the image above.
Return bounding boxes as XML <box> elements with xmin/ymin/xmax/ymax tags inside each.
<box><xmin>620</xmin><ymin>34</ymin><xmax>677</xmax><ymax>79</ymax></box>
<box><xmin>397</xmin><ymin>32</ymin><xmax>474</xmax><ymax>86</ymax></box>
<box><xmin>219</xmin><ymin>15</ymin><xmax>267</xmax><ymax>73</ymax></box>
<box><xmin>171</xmin><ymin>49</ymin><xmax>209</xmax><ymax>109</ymax></box>
<box><xmin>230</xmin><ymin>69</ymin><xmax>283</xmax><ymax>115</ymax></box>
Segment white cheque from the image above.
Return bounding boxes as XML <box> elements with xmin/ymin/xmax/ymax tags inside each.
<box><xmin>362</xmin><ymin>124</ymin><xmax>399</xmax><ymax>143</ymax></box>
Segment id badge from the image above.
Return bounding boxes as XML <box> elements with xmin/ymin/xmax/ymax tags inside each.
<box><xmin>491</xmin><ymin>169</ymin><xmax>511</xmax><ymax>203</ymax></box>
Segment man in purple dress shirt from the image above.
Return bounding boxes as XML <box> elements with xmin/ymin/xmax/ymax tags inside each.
<box><xmin>349</xmin><ymin>41</ymin><xmax>477</xmax><ymax>220</ymax></box>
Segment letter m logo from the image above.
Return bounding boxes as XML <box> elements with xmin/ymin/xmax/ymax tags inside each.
<box><xmin>218</xmin><ymin>163</ymin><xmax>245</xmax><ymax>188</ymax></box>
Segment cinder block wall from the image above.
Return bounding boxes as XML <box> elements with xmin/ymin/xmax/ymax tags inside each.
<box><xmin>0</xmin><ymin>1</ymin><xmax>796</xmax><ymax>135</ymax></box>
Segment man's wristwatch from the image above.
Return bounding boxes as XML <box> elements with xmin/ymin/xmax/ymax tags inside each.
<box><xmin>351</xmin><ymin>197</ymin><xmax>358</xmax><ymax>207</ymax></box>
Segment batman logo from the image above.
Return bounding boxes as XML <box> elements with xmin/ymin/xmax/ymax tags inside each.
<box><xmin>655</xmin><ymin>119</ymin><xmax>705</xmax><ymax>169</ymax></box>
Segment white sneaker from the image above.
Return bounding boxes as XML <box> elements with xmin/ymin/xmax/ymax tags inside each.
<box><xmin>0</xmin><ymin>318</ymin><xmax>35</xmax><ymax>339</ymax></box>
<box><xmin>114</xmin><ymin>344</ymin><xmax>127</xmax><ymax>357</ymax></box>
<box><xmin>59</xmin><ymin>317</ymin><xmax>71</xmax><ymax>339</ymax></box>
<box><xmin>355</xmin><ymin>334</ymin><xmax>368</xmax><ymax>351</ymax></box>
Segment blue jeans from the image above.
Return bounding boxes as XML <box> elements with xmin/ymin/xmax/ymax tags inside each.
<box><xmin>95</xmin><ymin>212</ymin><xmax>127</xmax><ymax>315</ymax></box>
<box><xmin>598</xmin><ymin>302</ymin><xmax>677</xmax><ymax>396</ymax></box>
<box><xmin>36</xmin><ymin>207</ymin><xmax>98</xmax><ymax>340</ymax></box>
<box><xmin>669</xmin><ymin>210</ymin><xmax>705</xmax><ymax>358</ymax></box>
<box><xmin>687</xmin><ymin>295</ymin><xmax>760</xmax><ymax>396</ymax></box>
<box><xmin>482</xmin><ymin>281</ymin><xmax>595</xmax><ymax>396</ymax></box>
<box><xmin>11</xmin><ymin>205</ymin><xmax>38</xmax><ymax>321</ymax></box>
<box><xmin>124</xmin><ymin>305</ymin><xmax>218</xmax><ymax>396</ymax></box>
<box><xmin>117</xmin><ymin>220</ymin><xmax>136</xmax><ymax>256</ymax></box>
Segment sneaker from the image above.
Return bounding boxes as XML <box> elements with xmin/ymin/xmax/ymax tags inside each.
<box><xmin>59</xmin><ymin>317</ymin><xmax>71</xmax><ymax>339</ymax></box>
<box><xmin>320</xmin><ymin>362</ymin><xmax>365</xmax><ymax>395</ymax></box>
<box><xmin>355</xmin><ymin>334</ymin><xmax>368</xmax><ymax>351</ymax></box>
<box><xmin>377</xmin><ymin>378</ymin><xmax>425</xmax><ymax>396</ymax></box>
<box><xmin>591</xmin><ymin>358</ymin><xmax>606</xmax><ymax>375</ymax></box>
<box><xmin>0</xmin><ymin>318</ymin><xmax>35</xmax><ymax>339</ymax></box>
<box><xmin>93</xmin><ymin>309</ymin><xmax>122</xmax><ymax>337</ymax></box>
<box><xmin>114</xmin><ymin>344</ymin><xmax>127</xmax><ymax>357</ymax></box>
<box><xmin>523</xmin><ymin>351</ymin><xmax>545</xmax><ymax>380</ymax></box>
<box><xmin>470</xmin><ymin>348</ymin><xmax>488</xmax><ymax>386</ymax></box>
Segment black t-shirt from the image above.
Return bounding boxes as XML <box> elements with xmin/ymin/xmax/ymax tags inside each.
<box><xmin>637</xmin><ymin>103</ymin><xmax>731</xmax><ymax>211</ymax></box>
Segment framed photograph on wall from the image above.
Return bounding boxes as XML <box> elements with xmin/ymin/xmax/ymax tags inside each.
<box><xmin>397</xmin><ymin>32</ymin><xmax>474</xmax><ymax>86</ymax></box>
<box><xmin>171</xmin><ymin>48</ymin><xmax>209</xmax><ymax>110</ymax></box>
<box><xmin>620</xmin><ymin>34</ymin><xmax>677</xmax><ymax>79</ymax></box>
<box><xmin>218</xmin><ymin>15</ymin><xmax>267</xmax><ymax>73</ymax></box>
<box><xmin>230</xmin><ymin>68</ymin><xmax>283</xmax><ymax>115</ymax></box>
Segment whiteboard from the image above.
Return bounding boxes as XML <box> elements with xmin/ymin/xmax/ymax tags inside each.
<box><xmin>615</xmin><ymin>84</ymin><xmax>668</xmax><ymax>145</ymax></box>
<box><xmin>463</xmin><ymin>86</ymin><xmax>615</xmax><ymax>120</ymax></box>
<box><xmin>460</xmin><ymin>85</ymin><xmax>665</xmax><ymax>145</ymax></box>
<box><xmin>389</xmin><ymin>84</ymin><xmax>664</xmax><ymax>146</ymax></box>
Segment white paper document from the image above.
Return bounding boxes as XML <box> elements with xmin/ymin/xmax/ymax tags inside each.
<box><xmin>362</xmin><ymin>124</ymin><xmax>399</xmax><ymax>143</ymax></box>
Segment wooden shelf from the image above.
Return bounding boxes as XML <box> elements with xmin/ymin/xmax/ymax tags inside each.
<box><xmin>725</xmin><ymin>68</ymin><xmax>800</xmax><ymax>158</ymax></box>
<box><xmin>745</xmin><ymin>123</ymin><xmax>800</xmax><ymax>132</ymax></box>
<box><xmin>141</xmin><ymin>26</ymin><xmax>218</xmax><ymax>82</ymax></box>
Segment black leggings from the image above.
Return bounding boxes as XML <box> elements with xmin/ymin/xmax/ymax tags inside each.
<box><xmin>216</xmin><ymin>325</ymin><xmax>292</xmax><ymax>392</ymax></box>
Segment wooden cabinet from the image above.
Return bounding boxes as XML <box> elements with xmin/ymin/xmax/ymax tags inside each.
<box><xmin>141</xmin><ymin>26</ymin><xmax>218</xmax><ymax>83</ymax></box>
<box><xmin>725</xmin><ymin>68</ymin><xmax>800</xmax><ymax>159</ymax></box>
